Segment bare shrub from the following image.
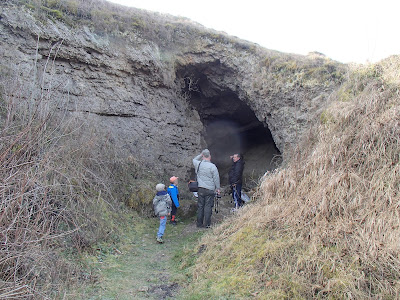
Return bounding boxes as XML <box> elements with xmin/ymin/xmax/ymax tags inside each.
<box><xmin>0</xmin><ymin>42</ymin><xmax>131</xmax><ymax>298</ymax></box>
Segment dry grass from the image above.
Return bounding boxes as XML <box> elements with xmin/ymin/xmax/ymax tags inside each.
<box><xmin>0</xmin><ymin>45</ymin><xmax>134</xmax><ymax>299</ymax></box>
<box><xmin>186</xmin><ymin>57</ymin><xmax>400</xmax><ymax>299</ymax></box>
<box><xmin>8</xmin><ymin>0</ymin><xmax>252</xmax><ymax>55</ymax></box>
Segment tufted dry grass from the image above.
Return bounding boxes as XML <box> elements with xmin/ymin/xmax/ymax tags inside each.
<box><xmin>0</xmin><ymin>45</ymin><xmax>134</xmax><ymax>299</ymax></box>
<box><xmin>186</xmin><ymin>56</ymin><xmax>400</xmax><ymax>299</ymax></box>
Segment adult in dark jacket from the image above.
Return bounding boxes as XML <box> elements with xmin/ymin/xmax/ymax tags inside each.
<box><xmin>228</xmin><ymin>153</ymin><xmax>245</xmax><ymax>209</ymax></box>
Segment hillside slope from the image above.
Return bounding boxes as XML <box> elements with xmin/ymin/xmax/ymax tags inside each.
<box><xmin>185</xmin><ymin>57</ymin><xmax>400</xmax><ymax>299</ymax></box>
<box><xmin>0</xmin><ymin>1</ymin><xmax>396</xmax><ymax>299</ymax></box>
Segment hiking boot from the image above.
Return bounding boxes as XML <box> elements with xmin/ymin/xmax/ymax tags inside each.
<box><xmin>170</xmin><ymin>220</ymin><xmax>177</xmax><ymax>225</ymax></box>
<box><xmin>156</xmin><ymin>237</ymin><xmax>163</xmax><ymax>243</ymax></box>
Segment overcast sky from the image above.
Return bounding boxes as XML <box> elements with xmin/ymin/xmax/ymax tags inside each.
<box><xmin>108</xmin><ymin>0</ymin><xmax>400</xmax><ymax>64</ymax></box>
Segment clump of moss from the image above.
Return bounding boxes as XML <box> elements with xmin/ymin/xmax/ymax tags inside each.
<box><xmin>42</xmin><ymin>5</ymin><xmax>64</xmax><ymax>20</ymax></box>
<box><xmin>320</xmin><ymin>110</ymin><xmax>335</xmax><ymax>125</ymax></box>
<box><xmin>125</xmin><ymin>179</ymin><xmax>155</xmax><ymax>216</ymax></box>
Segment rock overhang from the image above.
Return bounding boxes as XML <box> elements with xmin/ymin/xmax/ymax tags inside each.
<box><xmin>175</xmin><ymin>61</ymin><xmax>281</xmax><ymax>185</ymax></box>
<box><xmin>0</xmin><ymin>1</ymin><xmax>346</xmax><ymax>188</ymax></box>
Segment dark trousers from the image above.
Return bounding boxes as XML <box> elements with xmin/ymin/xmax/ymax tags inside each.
<box><xmin>197</xmin><ymin>188</ymin><xmax>215</xmax><ymax>227</ymax></box>
<box><xmin>232</xmin><ymin>184</ymin><xmax>242</xmax><ymax>208</ymax></box>
<box><xmin>171</xmin><ymin>202</ymin><xmax>177</xmax><ymax>220</ymax></box>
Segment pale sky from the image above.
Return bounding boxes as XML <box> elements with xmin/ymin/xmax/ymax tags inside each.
<box><xmin>108</xmin><ymin>0</ymin><xmax>400</xmax><ymax>64</ymax></box>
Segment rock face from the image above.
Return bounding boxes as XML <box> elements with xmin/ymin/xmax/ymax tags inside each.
<box><xmin>0</xmin><ymin>2</ymin><xmax>346</xmax><ymax>187</ymax></box>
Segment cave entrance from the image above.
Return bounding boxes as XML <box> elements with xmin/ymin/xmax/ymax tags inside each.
<box><xmin>177</xmin><ymin>65</ymin><xmax>281</xmax><ymax>187</ymax></box>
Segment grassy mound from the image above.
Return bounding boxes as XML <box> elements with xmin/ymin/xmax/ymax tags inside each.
<box><xmin>184</xmin><ymin>57</ymin><xmax>400</xmax><ymax>299</ymax></box>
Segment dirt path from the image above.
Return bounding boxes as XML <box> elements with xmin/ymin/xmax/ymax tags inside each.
<box><xmin>73</xmin><ymin>195</ymin><xmax>237</xmax><ymax>299</ymax></box>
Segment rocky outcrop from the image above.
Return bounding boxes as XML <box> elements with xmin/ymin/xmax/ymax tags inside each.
<box><xmin>0</xmin><ymin>1</ymin><xmax>346</xmax><ymax>186</ymax></box>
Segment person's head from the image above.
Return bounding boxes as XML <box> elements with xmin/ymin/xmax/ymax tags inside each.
<box><xmin>232</xmin><ymin>153</ymin><xmax>241</xmax><ymax>162</ymax></box>
<box><xmin>202</xmin><ymin>149</ymin><xmax>211</xmax><ymax>161</ymax></box>
<box><xmin>170</xmin><ymin>176</ymin><xmax>179</xmax><ymax>185</ymax></box>
<box><xmin>156</xmin><ymin>183</ymin><xmax>165</xmax><ymax>192</ymax></box>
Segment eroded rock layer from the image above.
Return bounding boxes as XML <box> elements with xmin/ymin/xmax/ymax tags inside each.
<box><xmin>0</xmin><ymin>2</ymin><xmax>346</xmax><ymax>184</ymax></box>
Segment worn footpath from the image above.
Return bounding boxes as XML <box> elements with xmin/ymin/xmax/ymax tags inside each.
<box><xmin>69</xmin><ymin>195</ymin><xmax>236</xmax><ymax>299</ymax></box>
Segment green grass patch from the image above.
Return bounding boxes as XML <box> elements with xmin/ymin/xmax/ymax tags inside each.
<box><xmin>64</xmin><ymin>213</ymin><xmax>207</xmax><ymax>299</ymax></box>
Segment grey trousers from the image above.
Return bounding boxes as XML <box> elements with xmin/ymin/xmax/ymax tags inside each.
<box><xmin>197</xmin><ymin>188</ymin><xmax>215</xmax><ymax>227</ymax></box>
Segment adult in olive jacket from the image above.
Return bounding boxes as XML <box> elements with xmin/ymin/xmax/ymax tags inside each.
<box><xmin>193</xmin><ymin>149</ymin><xmax>220</xmax><ymax>228</ymax></box>
<box><xmin>228</xmin><ymin>153</ymin><xmax>245</xmax><ymax>209</ymax></box>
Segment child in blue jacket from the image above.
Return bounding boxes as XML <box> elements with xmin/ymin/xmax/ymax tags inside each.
<box><xmin>167</xmin><ymin>176</ymin><xmax>180</xmax><ymax>225</ymax></box>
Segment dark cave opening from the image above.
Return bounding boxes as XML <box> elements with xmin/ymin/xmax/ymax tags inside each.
<box><xmin>177</xmin><ymin>65</ymin><xmax>281</xmax><ymax>187</ymax></box>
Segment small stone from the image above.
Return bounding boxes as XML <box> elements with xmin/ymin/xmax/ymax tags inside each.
<box><xmin>138</xmin><ymin>286</ymin><xmax>149</xmax><ymax>292</ymax></box>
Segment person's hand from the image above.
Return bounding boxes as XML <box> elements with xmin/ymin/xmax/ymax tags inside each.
<box><xmin>168</xmin><ymin>213</ymin><xmax>171</xmax><ymax>216</ymax></box>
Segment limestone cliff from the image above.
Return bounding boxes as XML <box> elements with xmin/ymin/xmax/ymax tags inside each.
<box><xmin>0</xmin><ymin>1</ymin><xmax>346</xmax><ymax>186</ymax></box>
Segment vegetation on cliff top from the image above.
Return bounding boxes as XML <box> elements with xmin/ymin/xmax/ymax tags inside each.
<box><xmin>8</xmin><ymin>0</ymin><xmax>258</xmax><ymax>52</ymax></box>
<box><xmin>181</xmin><ymin>56</ymin><xmax>400</xmax><ymax>299</ymax></box>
